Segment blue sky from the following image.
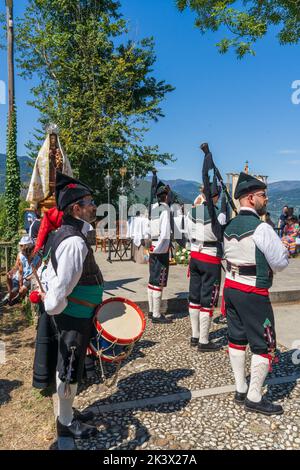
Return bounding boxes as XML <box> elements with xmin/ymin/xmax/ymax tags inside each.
<box><xmin>0</xmin><ymin>0</ymin><xmax>300</xmax><ymax>183</ymax></box>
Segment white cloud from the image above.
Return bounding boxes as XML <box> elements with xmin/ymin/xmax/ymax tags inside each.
<box><xmin>287</xmin><ymin>160</ymin><xmax>300</xmax><ymax>165</ymax></box>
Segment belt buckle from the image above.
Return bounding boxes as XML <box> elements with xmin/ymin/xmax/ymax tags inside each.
<box><xmin>231</xmin><ymin>265</ymin><xmax>239</xmax><ymax>278</ymax></box>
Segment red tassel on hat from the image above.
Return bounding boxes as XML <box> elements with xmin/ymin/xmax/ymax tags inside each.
<box><xmin>34</xmin><ymin>207</ymin><xmax>63</xmax><ymax>254</ymax></box>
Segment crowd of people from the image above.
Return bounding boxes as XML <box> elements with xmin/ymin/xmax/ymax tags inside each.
<box><xmin>275</xmin><ymin>206</ymin><xmax>300</xmax><ymax>256</ymax></box>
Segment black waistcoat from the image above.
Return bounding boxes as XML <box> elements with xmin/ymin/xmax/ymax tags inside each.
<box><xmin>50</xmin><ymin>215</ymin><xmax>103</xmax><ymax>286</ymax></box>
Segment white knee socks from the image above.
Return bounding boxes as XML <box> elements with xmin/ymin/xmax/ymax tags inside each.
<box><xmin>199</xmin><ymin>309</ymin><xmax>212</xmax><ymax>344</ymax></box>
<box><xmin>152</xmin><ymin>288</ymin><xmax>163</xmax><ymax>319</ymax></box>
<box><xmin>247</xmin><ymin>354</ymin><xmax>269</xmax><ymax>403</ymax></box>
<box><xmin>189</xmin><ymin>304</ymin><xmax>201</xmax><ymax>339</ymax></box>
<box><xmin>228</xmin><ymin>346</ymin><xmax>248</xmax><ymax>394</ymax></box>
<box><xmin>147</xmin><ymin>285</ymin><xmax>154</xmax><ymax>313</ymax></box>
<box><xmin>56</xmin><ymin>372</ymin><xmax>77</xmax><ymax>426</ymax></box>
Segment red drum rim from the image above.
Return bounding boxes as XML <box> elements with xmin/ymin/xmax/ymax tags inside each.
<box><xmin>94</xmin><ymin>297</ymin><xmax>146</xmax><ymax>346</ymax></box>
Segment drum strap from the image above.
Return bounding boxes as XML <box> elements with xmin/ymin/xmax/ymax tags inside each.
<box><xmin>67</xmin><ymin>296</ymin><xmax>98</xmax><ymax>309</ymax></box>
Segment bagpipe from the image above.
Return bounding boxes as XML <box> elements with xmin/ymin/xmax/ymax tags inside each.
<box><xmin>201</xmin><ymin>142</ymin><xmax>237</xmax><ymax>216</ymax></box>
<box><xmin>200</xmin><ymin>142</ymin><xmax>237</xmax><ymax>241</ymax></box>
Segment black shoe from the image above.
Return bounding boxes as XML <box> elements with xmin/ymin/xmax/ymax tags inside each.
<box><xmin>72</xmin><ymin>408</ymin><xmax>95</xmax><ymax>423</ymax></box>
<box><xmin>57</xmin><ymin>418</ymin><xmax>98</xmax><ymax>439</ymax></box>
<box><xmin>244</xmin><ymin>397</ymin><xmax>284</xmax><ymax>416</ymax></box>
<box><xmin>234</xmin><ymin>391</ymin><xmax>247</xmax><ymax>405</ymax></box>
<box><xmin>0</xmin><ymin>294</ymin><xmax>10</xmax><ymax>307</ymax></box>
<box><xmin>152</xmin><ymin>316</ymin><xmax>173</xmax><ymax>324</ymax></box>
<box><xmin>148</xmin><ymin>312</ymin><xmax>153</xmax><ymax>319</ymax></box>
<box><xmin>8</xmin><ymin>294</ymin><xmax>20</xmax><ymax>306</ymax></box>
<box><xmin>190</xmin><ymin>337</ymin><xmax>199</xmax><ymax>347</ymax></box>
<box><xmin>198</xmin><ymin>341</ymin><xmax>222</xmax><ymax>352</ymax></box>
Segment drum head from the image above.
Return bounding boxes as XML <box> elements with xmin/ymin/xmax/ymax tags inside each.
<box><xmin>95</xmin><ymin>297</ymin><xmax>146</xmax><ymax>344</ymax></box>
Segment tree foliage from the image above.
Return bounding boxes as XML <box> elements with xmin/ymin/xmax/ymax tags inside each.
<box><xmin>177</xmin><ymin>0</ymin><xmax>300</xmax><ymax>57</ymax></box>
<box><xmin>5</xmin><ymin>104</ymin><xmax>21</xmax><ymax>240</ymax></box>
<box><xmin>14</xmin><ymin>0</ymin><xmax>174</xmax><ymax>203</ymax></box>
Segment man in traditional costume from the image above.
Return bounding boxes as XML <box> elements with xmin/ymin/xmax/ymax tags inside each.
<box><xmin>40</xmin><ymin>172</ymin><xmax>104</xmax><ymax>439</ymax></box>
<box><xmin>223</xmin><ymin>172</ymin><xmax>289</xmax><ymax>415</ymax></box>
<box><xmin>186</xmin><ymin>181</ymin><xmax>227</xmax><ymax>352</ymax></box>
<box><xmin>147</xmin><ymin>182</ymin><xmax>173</xmax><ymax>324</ymax></box>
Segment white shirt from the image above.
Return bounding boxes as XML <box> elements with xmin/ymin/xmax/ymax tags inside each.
<box><xmin>44</xmin><ymin>219</ymin><xmax>92</xmax><ymax>316</ymax></box>
<box><xmin>153</xmin><ymin>203</ymin><xmax>171</xmax><ymax>254</ymax></box>
<box><xmin>130</xmin><ymin>215</ymin><xmax>150</xmax><ymax>248</ymax></box>
<box><xmin>240</xmin><ymin>207</ymin><xmax>289</xmax><ymax>273</ymax></box>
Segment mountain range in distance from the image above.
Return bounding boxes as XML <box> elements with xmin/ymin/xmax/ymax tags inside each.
<box><xmin>0</xmin><ymin>154</ymin><xmax>299</xmax><ymax>221</ymax></box>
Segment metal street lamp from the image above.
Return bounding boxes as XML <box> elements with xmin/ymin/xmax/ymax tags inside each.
<box><xmin>104</xmin><ymin>170</ymin><xmax>113</xmax><ymax>262</ymax></box>
<box><xmin>118</xmin><ymin>166</ymin><xmax>127</xmax><ymax>195</ymax></box>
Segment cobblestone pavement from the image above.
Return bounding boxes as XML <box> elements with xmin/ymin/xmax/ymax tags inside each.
<box><xmin>74</xmin><ymin>311</ymin><xmax>300</xmax><ymax>450</ymax></box>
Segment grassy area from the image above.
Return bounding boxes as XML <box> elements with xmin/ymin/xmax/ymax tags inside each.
<box><xmin>0</xmin><ymin>305</ymin><xmax>56</xmax><ymax>450</ymax></box>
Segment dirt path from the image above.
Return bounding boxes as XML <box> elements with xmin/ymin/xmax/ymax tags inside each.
<box><xmin>0</xmin><ymin>306</ymin><xmax>55</xmax><ymax>450</ymax></box>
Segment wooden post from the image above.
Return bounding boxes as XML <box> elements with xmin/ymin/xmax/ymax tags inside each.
<box><xmin>6</xmin><ymin>0</ymin><xmax>14</xmax><ymax>122</ymax></box>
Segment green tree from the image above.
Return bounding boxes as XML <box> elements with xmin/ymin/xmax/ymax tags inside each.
<box><xmin>5</xmin><ymin>104</ymin><xmax>21</xmax><ymax>240</ymax></box>
<box><xmin>177</xmin><ymin>0</ymin><xmax>300</xmax><ymax>58</ymax></box>
<box><xmin>15</xmin><ymin>0</ymin><xmax>174</xmax><ymax>203</ymax></box>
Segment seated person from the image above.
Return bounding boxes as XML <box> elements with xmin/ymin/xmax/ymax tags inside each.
<box><xmin>282</xmin><ymin>216</ymin><xmax>300</xmax><ymax>256</ymax></box>
<box><xmin>1</xmin><ymin>236</ymin><xmax>39</xmax><ymax>306</ymax></box>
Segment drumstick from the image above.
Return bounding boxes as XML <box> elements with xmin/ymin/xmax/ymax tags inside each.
<box><xmin>31</xmin><ymin>265</ymin><xmax>45</xmax><ymax>294</ymax></box>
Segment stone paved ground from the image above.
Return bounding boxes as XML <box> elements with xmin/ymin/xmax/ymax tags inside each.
<box><xmin>74</xmin><ymin>309</ymin><xmax>300</xmax><ymax>450</ymax></box>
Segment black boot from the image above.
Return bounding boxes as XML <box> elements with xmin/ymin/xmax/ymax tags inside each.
<box><xmin>57</xmin><ymin>418</ymin><xmax>98</xmax><ymax>439</ymax></box>
<box><xmin>72</xmin><ymin>408</ymin><xmax>95</xmax><ymax>423</ymax></box>
<box><xmin>152</xmin><ymin>315</ymin><xmax>173</xmax><ymax>324</ymax></box>
<box><xmin>234</xmin><ymin>391</ymin><xmax>247</xmax><ymax>405</ymax></box>
<box><xmin>148</xmin><ymin>312</ymin><xmax>153</xmax><ymax>319</ymax></box>
<box><xmin>244</xmin><ymin>397</ymin><xmax>284</xmax><ymax>416</ymax></box>
<box><xmin>190</xmin><ymin>337</ymin><xmax>199</xmax><ymax>347</ymax></box>
<box><xmin>198</xmin><ymin>341</ymin><xmax>222</xmax><ymax>352</ymax></box>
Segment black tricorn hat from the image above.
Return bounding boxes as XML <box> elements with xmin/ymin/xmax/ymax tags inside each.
<box><xmin>234</xmin><ymin>172</ymin><xmax>266</xmax><ymax>200</ymax></box>
<box><xmin>55</xmin><ymin>171</ymin><xmax>93</xmax><ymax>211</ymax></box>
<box><xmin>156</xmin><ymin>181</ymin><xmax>170</xmax><ymax>197</ymax></box>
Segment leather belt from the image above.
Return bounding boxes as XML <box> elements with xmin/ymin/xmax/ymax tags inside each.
<box><xmin>191</xmin><ymin>240</ymin><xmax>218</xmax><ymax>247</ymax></box>
<box><xmin>226</xmin><ymin>261</ymin><xmax>257</xmax><ymax>276</ymax></box>
<box><xmin>67</xmin><ymin>297</ymin><xmax>98</xmax><ymax>309</ymax></box>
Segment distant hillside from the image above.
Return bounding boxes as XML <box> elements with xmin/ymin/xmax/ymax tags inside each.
<box><xmin>0</xmin><ymin>154</ymin><xmax>32</xmax><ymax>193</ymax></box>
<box><xmin>134</xmin><ymin>178</ymin><xmax>195</xmax><ymax>205</ymax></box>
<box><xmin>162</xmin><ymin>179</ymin><xmax>199</xmax><ymax>203</ymax></box>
